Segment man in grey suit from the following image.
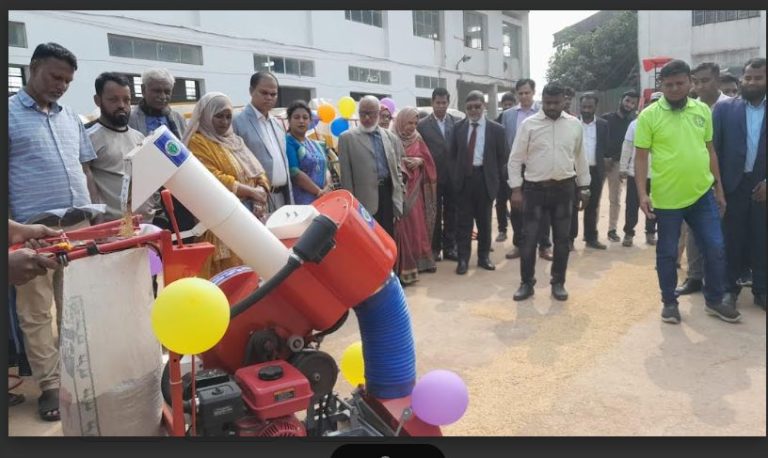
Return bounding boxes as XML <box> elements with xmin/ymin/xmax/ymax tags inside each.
<box><xmin>128</xmin><ymin>68</ymin><xmax>187</xmax><ymax>138</ymax></box>
<box><xmin>417</xmin><ymin>87</ymin><xmax>459</xmax><ymax>261</ymax></box>
<box><xmin>339</xmin><ymin>95</ymin><xmax>405</xmax><ymax>237</ymax></box>
<box><xmin>500</xmin><ymin>78</ymin><xmax>552</xmax><ymax>260</ymax></box>
<box><xmin>233</xmin><ymin>72</ymin><xmax>294</xmax><ymax>210</ymax></box>
<box><xmin>449</xmin><ymin>91</ymin><xmax>507</xmax><ymax>275</ymax></box>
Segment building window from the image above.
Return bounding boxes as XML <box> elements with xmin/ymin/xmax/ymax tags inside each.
<box><xmin>9</xmin><ymin>22</ymin><xmax>27</xmax><ymax>48</ymax></box>
<box><xmin>413</xmin><ymin>11</ymin><xmax>440</xmax><ymax>40</ymax></box>
<box><xmin>349</xmin><ymin>66</ymin><xmax>391</xmax><ymax>85</ymax></box>
<box><xmin>415</xmin><ymin>75</ymin><xmax>446</xmax><ymax>90</ymax></box>
<box><xmin>502</xmin><ymin>22</ymin><xmax>522</xmax><ymax>59</ymax></box>
<box><xmin>107</xmin><ymin>34</ymin><xmax>203</xmax><ymax>65</ymax></box>
<box><xmin>254</xmin><ymin>54</ymin><xmax>315</xmax><ymax>77</ymax></box>
<box><xmin>692</xmin><ymin>10</ymin><xmax>760</xmax><ymax>26</ymax></box>
<box><xmin>116</xmin><ymin>72</ymin><xmax>201</xmax><ymax>103</ymax></box>
<box><xmin>464</xmin><ymin>12</ymin><xmax>485</xmax><ymax>50</ymax></box>
<box><xmin>350</xmin><ymin>91</ymin><xmax>390</xmax><ymax>102</ymax></box>
<box><xmin>416</xmin><ymin>97</ymin><xmax>432</xmax><ymax>108</ymax></box>
<box><xmin>9</xmin><ymin>65</ymin><xmax>26</xmax><ymax>96</ymax></box>
<box><xmin>345</xmin><ymin>10</ymin><xmax>383</xmax><ymax>28</ymax></box>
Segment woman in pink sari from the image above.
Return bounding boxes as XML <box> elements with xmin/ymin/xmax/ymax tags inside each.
<box><xmin>393</xmin><ymin>107</ymin><xmax>438</xmax><ymax>285</ymax></box>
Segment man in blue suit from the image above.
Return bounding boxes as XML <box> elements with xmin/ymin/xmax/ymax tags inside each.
<box><xmin>715</xmin><ymin>57</ymin><xmax>766</xmax><ymax>310</ymax></box>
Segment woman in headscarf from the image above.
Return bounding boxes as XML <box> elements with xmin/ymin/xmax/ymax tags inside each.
<box><xmin>379</xmin><ymin>104</ymin><xmax>394</xmax><ymax>130</ymax></box>
<box><xmin>393</xmin><ymin>106</ymin><xmax>438</xmax><ymax>285</ymax></box>
<box><xmin>285</xmin><ymin>100</ymin><xmax>333</xmax><ymax>204</ymax></box>
<box><xmin>182</xmin><ymin>92</ymin><xmax>270</xmax><ymax>278</ymax></box>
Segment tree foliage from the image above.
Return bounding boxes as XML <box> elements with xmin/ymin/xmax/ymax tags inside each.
<box><xmin>546</xmin><ymin>11</ymin><xmax>638</xmax><ymax>91</ymax></box>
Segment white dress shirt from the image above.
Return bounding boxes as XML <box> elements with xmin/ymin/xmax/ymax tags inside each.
<box><xmin>252</xmin><ymin>103</ymin><xmax>288</xmax><ymax>187</ymax></box>
<box><xmin>435</xmin><ymin>114</ymin><xmax>446</xmax><ymax>138</ymax></box>
<box><xmin>466</xmin><ymin>115</ymin><xmax>486</xmax><ymax>166</ymax></box>
<box><xmin>507</xmin><ymin>111</ymin><xmax>590</xmax><ymax>188</ymax></box>
<box><xmin>581</xmin><ymin>118</ymin><xmax>597</xmax><ymax>166</ymax></box>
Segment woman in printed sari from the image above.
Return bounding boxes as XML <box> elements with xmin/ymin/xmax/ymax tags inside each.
<box><xmin>285</xmin><ymin>100</ymin><xmax>333</xmax><ymax>204</ymax></box>
<box><xmin>182</xmin><ymin>92</ymin><xmax>271</xmax><ymax>278</ymax></box>
<box><xmin>393</xmin><ymin>107</ymin><xmax>438</xmax><ymax>285</ymax></box>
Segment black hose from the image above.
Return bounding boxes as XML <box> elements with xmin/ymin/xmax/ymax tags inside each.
<box><xmin>229</xmin><ymin>254</ymin><xmax>303</xmax><ymax>319</ymax></box>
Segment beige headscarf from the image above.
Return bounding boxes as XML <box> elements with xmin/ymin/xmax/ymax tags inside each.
<box><xmin>182</xmin><ymin>92</ymin><xmax>265</xmax><ymax>179</ymax></box>
<box><xmin>393</xmin><ymin>106</ymin><xmax>422</xmax><ymax>149</ymax></box>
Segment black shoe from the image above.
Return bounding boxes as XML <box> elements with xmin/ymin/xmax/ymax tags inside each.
<box><xmin>456</xmin><ymin>259</ymin><xmax>469</xmax><ymax>275</ymax></box>
<box><xmin>675</xmin><ymin>278</ymin><xmax>703</xmax><ymax>296</ymax></box>
<box><xmin>585</xmin><ymin>240</ymin><xmax>607</xmax><ymax>250</ymax></box>
<box><xmin>705</xmin><ymin>301</ymin><xmax>742</xmax><ymax>323</ymax></box>
<box><xmin>607</xmin><ymin>230</ymin><xmax>621</xmax><ymax>242</ymax></box>
<box><xmin>433</xmin><ymin>250</ymin><xmax>442</xmax><ymax>262</ymax></box>
<box><xmin>722</xmin><ymin>292</ymin><xmax>738</xmax><ymax>308</ymax></box>
<box><xmin>538</xmin><ymin>247</ymin><xmax>553</xmax><ymax>261</ymax></box>
<box><xmin>661</xmin><ymin>303</ymin><xmax>681</xmax><ymax>324</ymax></box>
<box><xmin>551</xmin><ymin>283</ymin><xmax>568</xmax><ymax>301</ymax></box>
<box><xmin>513</xmin><ymin>281</ymin><xmax>535</xmax><ymax>301</ymax></box>
<box><xmin>505</xmin><ymin>247</ymin><xmax>521</xmax><ymax>259</ymax></box>
<box><xmin>477</xmin><ymin>257</ymin><xmax>496</xmax><ymax>271</ymax></box>
<box><xmin>737</xmin><ymin>270</ymin><xmax>753</xmax><ymax>287</ymax></box>
<box><xmin>444</xmin><ymin>249</ymin><xmax>459</xmax><ymax>261</ymax></box>
<box><xmin>496</xmin><ymin>232</ymin><xmax>507</xmax><ymax>242</ymax></box>
<box><xmin>754</xmin><ymin>294</ymin><xmax>766</xmax><ymax>310</ymax></box>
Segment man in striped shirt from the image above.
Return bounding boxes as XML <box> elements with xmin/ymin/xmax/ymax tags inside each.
<box><xmin>8</xmin><ymin>42</ymin><xmax>97</xmax><ymax>422</ymax></box>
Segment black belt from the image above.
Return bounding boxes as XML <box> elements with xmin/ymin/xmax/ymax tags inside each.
<box><xmin>525</xmin><ymin>177</ymin><xmax>575</xmax><ymax>188</ymax></box>
<box><xmin>271</xmin><ymin>185</ymin><xmax>287</xmax><ymax>193</ymax></box>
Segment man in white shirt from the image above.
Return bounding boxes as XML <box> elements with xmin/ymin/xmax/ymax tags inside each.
<box><xmin>508</xmin><ymin>82</ymin><xmax>591</xmax><ymax>301</ymax></box>
<box><xmin>676</xmin><ymin>62</ymin><xmax>733</xmax><ymax>296</ymax></box>
<box><xmin>232</xmin><ymin>72</ymin><xmax>294</xmax><ymax>210</ymax></box>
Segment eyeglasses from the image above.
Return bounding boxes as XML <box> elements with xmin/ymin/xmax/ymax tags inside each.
<box><xmin>380</xmin><ymin>113</ymin><xmax>392</xmax><ymax>120</ymax></box>
<box><xmin>359</xmin><ymin>110</ymin><xmax>379</xmax><ymax>118</ymax></box>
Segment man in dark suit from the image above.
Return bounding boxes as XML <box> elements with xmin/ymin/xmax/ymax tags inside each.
<box><xmin>448</xmin><ymin>91</ymin><xmax>507</xmax><ymax>275</ymax></box>
<box><xmin>417</xmin><ymin>87</ymin><xmax>459</xmax><ymax>261</ymax></box>
<box><xmin>571</xmin><ymin>92</ymin><xmax>610</xmax><ymax>249</ymax></box>
<box><xmin>715</xmin><ymin>57</ymin><xmax>766</xmax><ymax>310</ymax></box>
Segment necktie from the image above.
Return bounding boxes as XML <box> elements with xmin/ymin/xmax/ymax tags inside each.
<box><xmin>467</xmin><ymin>122</ymin><xmax>479</xmax><ymax>170</ymax></box>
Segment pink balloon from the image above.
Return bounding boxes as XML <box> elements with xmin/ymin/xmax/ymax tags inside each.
<box><xmin>380</xmin><ymin>97</ymin><xmax>396</xmax><ymax>115</ymax></box>
<box><xmin>148</xmin><ymin>249</ymin><xmax>163</xmax><ymax>276</ymax></box>
<box><xmin>411</xmin><ymin>369</ymin><xmax>468</xmax><ymax>426</ymax></box>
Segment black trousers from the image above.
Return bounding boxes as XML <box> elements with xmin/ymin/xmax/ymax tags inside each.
<box><xmin>520</xmin><ymin>179</ymin><xmax>575</xmax><ymax>285</ymax></box>
<box><xmin>496</xmin><ymin>180</ymin><xmax>512</xmax><ymax>233</ymax></box>
<box><xmin>723</xmin><ymin>174</ymin><xmax>766</xmax><ymax>295</ymax></box>
<box><xmin>374</xmin><ymin>179</ymin><xmax>395</xmax><ymax>238</ymax></box>
<box><xmin>570</xmin><ymin>165</ymin><xmax>604</xmax><ymax>242</ymax></box>
<box><xmin>510</xmin><ymin>205</ymin><xmax>552</xmax><ymax>248</ymax></box>
<box><xmin>433</xmin><ymin>180</ymin><xmax>457</xmax><ymax>255</ymax></box>
<box><xmin>623</xmin><ymin>176</ymin><xmax>657</xmax><ymax>236</ymax></box>
<box><xmin>456</xmin><ymin>167</ymin><xmax>493</xmax><ymax>262</ymax></box>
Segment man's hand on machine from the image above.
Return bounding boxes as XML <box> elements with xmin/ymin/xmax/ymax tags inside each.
<box><xmin>9</xmin><ymin>248</ymin><xmax>59</xmax><ymax>286</ymax></box>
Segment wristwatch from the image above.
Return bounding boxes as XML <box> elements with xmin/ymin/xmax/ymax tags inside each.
<box><xmin>580</xmin><ymin>188</ymin><xmax>591</xmax><ymax>197</ymax></box>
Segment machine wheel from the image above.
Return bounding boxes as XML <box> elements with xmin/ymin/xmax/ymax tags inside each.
<box><xmin>289</xmin><ymin>350</ymin><xmax>338</xmax><ymax>401</ymax></box>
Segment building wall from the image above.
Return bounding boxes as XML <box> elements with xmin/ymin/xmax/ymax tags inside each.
<box><xmin>9</xmin><ymin>10</ymin><xmax>530</xmax><ymax>116</ymax></box>
<box><xmin>637</xmin><ymin>10</ymin><xmax>766</xmax><ymax>93</ymax></box>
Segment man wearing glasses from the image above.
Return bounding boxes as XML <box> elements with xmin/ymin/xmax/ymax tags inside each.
<box><xmin>339</xmin><ymin>95</ymin><xmax>405</xmax><ymax>237</ymax></box>
<box><xmin>233</xmin><ymin>71</ymin><xmax>294</xmax><ymax>210</ymax></box>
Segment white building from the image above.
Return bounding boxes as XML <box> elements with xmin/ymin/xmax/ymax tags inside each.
<box><xmin>638</xmin><ymin>10</ymin><xmax>766</xmax><ymax>94</ymax></box>
<box><xmin>8</xmin><ymin>10</ymin><xmax>530</xmax><ymax>118</ymax></box>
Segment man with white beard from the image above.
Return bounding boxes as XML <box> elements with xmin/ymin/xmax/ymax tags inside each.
<box><xmin>339</xmin><ymin>95</ymin><xmax>405</xmax><ymax>237</ymax></box>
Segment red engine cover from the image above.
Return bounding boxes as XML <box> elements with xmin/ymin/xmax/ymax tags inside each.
<box><xmin>235</xmin><ymin>415</ymin><xmax>306</xmax><ymax>437</ymax></box>
<box><xmin>235</xmin><ymin>360</ymin><xmax>313</xmax><ymax>421</ymax></box>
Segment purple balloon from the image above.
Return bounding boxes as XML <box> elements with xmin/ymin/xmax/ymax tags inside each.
<box><xmin>148</xmin><ymin>249</ymin><xmax>163</xmax><ymax>276</ymax></box>
<box><xmin>411</xmin><ymin>369</ymin><xmax>469</xmax><ymax>426</ymax></box>
<box><xmin>380</xmin><ymin>97</ymin><xmax>396</xmax><ymax>115</ymax></box>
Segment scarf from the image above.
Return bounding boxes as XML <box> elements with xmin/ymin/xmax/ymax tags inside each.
<box><xmin>393</xmin><ymin>107</ymin><xmax>421</xmax><ymax>149</ymax></box>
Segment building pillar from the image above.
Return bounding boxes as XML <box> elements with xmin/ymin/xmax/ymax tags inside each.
<box><xmin>487</xmin><ymin>84</ymin><xmax>499</xmax><ymax>120</ymax></box>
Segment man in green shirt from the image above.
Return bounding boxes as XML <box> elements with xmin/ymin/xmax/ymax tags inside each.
<box><xmin>634</xmin><ymin>59</ymin><xmax>740</xmax><ymax>324</ymax></box>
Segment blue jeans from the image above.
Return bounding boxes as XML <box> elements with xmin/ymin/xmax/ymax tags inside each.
<box><xmin>655</xmin><ymin>189</ymin><xmax>726</xmax><ymax>305</ymax></box>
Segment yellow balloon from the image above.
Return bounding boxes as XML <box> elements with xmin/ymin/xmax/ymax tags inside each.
<box><xmin>340</xmin><ymin>341</ymin><xmax>365</xmax><ymax>386</ymax></box>
<box><xmin>338</xmin><ymin>96</ymin><xmax>356</xmax><ymax>119</ymax></box>
<box><xmin>151</xmin><ymin>277</ymin><xmax>230</xmax><ymax>355</ymax></box>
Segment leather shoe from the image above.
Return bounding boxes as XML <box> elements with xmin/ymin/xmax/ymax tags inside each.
<box><xmin>444</xmin><ymin>248</ymin><xmax>459</xmax><ymax>261</ymax></box>
<box><xmin>675</xmin><ymin>278</ymin><xmax>703</xmax><ymax>296</ymax></box>
<box><xmin>456</xmin><ymin>259</ymin><xmax>469</xmax><ymax>275</ymax></box>
<box><xmin>513</xmin><ymin>281</ymin><xmax>535</xmax><ymax>301</ymax></box>
<box><xmin>505</xmin><ymin>247</ymin><xmax>521</xmax><ymax>259</ymax></box>
<box><xmin>477</xmin><ymin>257</ymin><xmax>495</xmax><ymax>270</ymax></box>
<box><xmin>496</xmin><ymin>232</ymin><xmax>507</xmax><ymax>242</ymax></box>
<box><xmin>539</xmin><ymin>248</ymin><xmax>553</xmax><ymax>261</ymax></box>
<box><xmin>585</xmin><ymin>240</ymin><xmax>607</xmax><ymax>250</ymax></box>
<box><xmin>433</xmin><ymin>250</ymin><xmax>442</xmax><ymax>262</ymax></box>
<box><xmin>551</xmin><ymin>283</ymin><xmax>569</xmax><ymax>301</ymax></box>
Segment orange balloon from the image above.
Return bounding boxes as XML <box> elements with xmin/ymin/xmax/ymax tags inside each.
<box><xmin>318</xmin><ymin>104</ymin><xmax>336</xmax><ymax>124</ymax></box>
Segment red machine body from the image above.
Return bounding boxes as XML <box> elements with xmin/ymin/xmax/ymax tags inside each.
<box><xmin>235</xmin><ymin>361</ymin><xmax>314</xmax><ymax>421</ymax></box>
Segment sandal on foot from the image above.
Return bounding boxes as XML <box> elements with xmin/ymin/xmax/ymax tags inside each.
<box><xmin>9</xmin><ymin>392</ymin><xmax>25</xmax><ymax>407</ymax></box>
<box><xmin>38</xmin><ymin>388</ymin><xmax>60</xmax><ymax>422</ymax></box>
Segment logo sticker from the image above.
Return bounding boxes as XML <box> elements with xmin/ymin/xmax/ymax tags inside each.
<box><xmin>358</xmin><ymin>204</ymin><xmax>375</xmax><ymax>230</ymax></box>
<box><xmin>153</xmin><ymin>128</ymin><xmax>190</xmax><ymax>167</ymax></box>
